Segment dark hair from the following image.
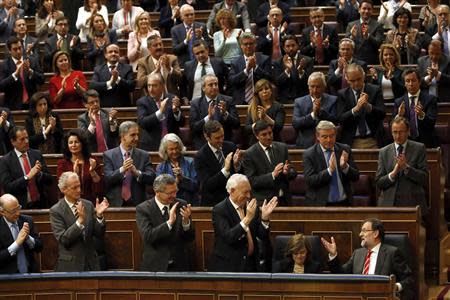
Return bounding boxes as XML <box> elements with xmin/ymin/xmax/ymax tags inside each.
<box><xmin>9</xmin><ymin>125</ymin><xmax>27</xmax><ymax>140</ymax></box>
<box><xmin>284</xmin><ymin>234</ymin><xmax>312</xmax><ymax>262</ymax></box>
<box><xmin>192</xmin><ymin>39</ymin><xmax>208</xmax><ymax>49</ymax></box>
<box><xmin>55</xmin><ymin>15</ymin><xmax>68</xmax><ymax>25</ymax></box>
<box><xmin>84</xmin><ymin>0</ymin><xmax>101</xmax><ymax>11</ymax></box>
<box><xmin>282</xmin><ymin>34</ymin><xmax>299</xmax><ymax>46</ymax></box>
<box><xmin>14</xmin><ymin>18</ymin><xmax>26</xmax><ymax>28</ymax></box>
<box><xmin>29</xmin><ymin>92</ymin><xmax>52</xmax><ymax>117</ymax></box>
<box><xmin>364</xmin><ymin>218</ymin><xmax>385</xmax><ymax>242</ymax></box>
<box><xmin>37</xmin><ymin>0</ymin><xmax>58</xmax><ymax>19</ymax></box>
<box><xmin>360</xmin><ymin>0</ymin><xmax>373</xmax><ymax>7</ymax></box>
<box><xmin>104</xmin><ymin>43</ymin><xmax>119</xmax><ymax>54</ymax></box>
<box><xmin>147</xmin><ymin>34</ymin><xmax>161</xmax><ymax>46</ymax></box>
<box><xmin>402</xmin><ymin>67</ymin><xmax>421</xmax><ymax>81</ymax></box>
<box><xmin>390</xmin><ymin>115</ymin><xmax>410</xmax><ymax>129</ymax></box>
<box><xmin>6</xmin><ymin>36</ymin><xmax>20</xmax><ymax>51</ymax></box>
<box><xmin>52</xmin><ymin>51</ymin><xmax>72</xmax><ymax>74</ymax></box>
<box><xmin>392</xmin><ymin>7</ymin><xmax>412</xmax><ymax>28</ymax></box>
<box><xmin>203</xmin><ymin>120</ymin><xmax>223</xmax><ymax>137</ymax></box>
<box><xmin>62</xmin><ymin>129</ymin><xmax>91</xmax><ymax>160</ymax></box>
<box><xmin>253</xmin><ymin>120</ymin><xmax>272</xmax><ymax>136</ymax></box>
<box><xmin>83</xmin><ymin>89</ymin><xmax>100</xmax><ymax>103</ymax></box>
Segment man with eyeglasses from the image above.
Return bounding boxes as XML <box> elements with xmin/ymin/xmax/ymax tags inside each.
<box><xmin>375</xmin><ymin>116</ymin><xmax>429</xmax><ymax>218</ymax></box>
<box><xmin>136</xmin><ymin>174</ymin><xmax>195</xmax><ymax>271</ymax></box>
<box><xmin>0</xmin><ymin>193</ymin><xmax>42</xmax><ymax>274</ymax></box>
<box><xmin>321</xmin><ymin>218</ymin><xmax>415</xmax><ymax>300</ymax></box>
<box><xmin>431</xmin><ymin>4</ymin><xmax>450</xmax><ymax>56</ymax></box>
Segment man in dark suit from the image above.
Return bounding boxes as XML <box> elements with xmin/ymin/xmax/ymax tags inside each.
<box><xmin>137</xmin><ymin>73</ymin><xmax>185</xmax><ymax>151</ymax></box>
<box><xmin>337</xmin><ymin>63</ymin><xmax>386</xmax><ymax>149</ymax></box>
<box><xmin>43</xmin><ymin>16</ymin><xmax>84</xmax><ymax>72</ymax></box>
<box><xmin>50</xmin><ymin>172</ymin><xmax>109</xmax><ymax>272</ymax></box>
<box><xmin>194</xmin><ymin>120</ymin><xmax>243</xmax><ymax>206</ymax></box>
<box><xmin>303</xmin><ymin>120</ymin><xmax>360</xmax><ymax>206</ymax></box>
<box><xmin>254</xmin><ymin>0</ymin><xmax>290</xmax><ymax>29</ymax></box>
<box><xmin>0</xmin><ymin>108</ymin><xmax>13</xmax><ymax>155</ymax></box>
<box><xmin>336</xmin><ymin>0</ymin><xmax>360</xmax><ymax>31</ymax></box>
<box><xmin>207</xmin><ymin>0</ymin><xmax>251</xmax><ymax>34</ymax></box>
<box><xmin>228</xmin><ymin>32</ymin><xmax>272</xmax><ymax>105</ymax></box>
<box><xmin>0</xmin><ymin>0</ymin><xmax>24</xmax><ymax>43</ymax></box>
<box><xmin>345</xmin><ymin>0</ymin><xmax>384</xmax><ymax>65</ymax></box>
<box><xmin>327</xmin><ymin>38</ymin><xmax>367</xmax><ymax>95</ymax></box>
<box><xmin>417</xmin><ymin>40</ymin><xmax>450</xmax><ymax>102</ymax></box>
<box><xmin>273</xmin><ymin>34</ymin><xmax>313</xmax><ymax>104</ymax></box>
<box><xmin>103</xmin><ymin>121</ymin><xmax>156</xmax><ymax>207</ymax></box>
<box><xmin>243</xmin><ymin>120</ymin><xmax>296</xmax><ymax>206</ymax></box>
<box><xmin>392</xmin><ymin>68</ymin><xmax>438</xmax><ymax>148</ymax></box>
<box><xmin>0</xmin><ymin>126</ymin><xmax>53</xmax><ymax>209</ymax></box>
<box><xmin>89</xmin><ymin>44</ymin><xmax>135</xmax><ymax>107</ymax></box>
<box><xmin>0</xmin><ymin>193</ymin><xmax>43</xmax><ymax>274</ymax></box>
<box><xmin>0</xmin><ymin>36</ymin><xmax>44</xmax><ymax>110</ymax></box>
<box><xmin>322</xmin><ymin>218</ymin><xmax>415</xmax><ymax>300</ymax></box>
<box><xmin>300</xmin><ymin>8</ymin><xmax>338</xmax><ymax>65</ymax></box>
<box><xmin>190</xmin><ymin>74</ymin><xmax>240</xmax><ymax>149</ymax></box>
<box><xmin>375</xmin><ymin>117</ymin><xmax>429</xmax><ymax>218</ymax></box>
<box><xmin>181</xmin><ymin>40</ymin><xmax>228</xmax><ymax>101</ymax></box>
<box><xmin>159</xmin><ymin>0</ymin><xmax>183</xmax><ymax>38</ymax></box>
<box><xmin>136</xmin><ymin>174</ymin><xmax>195</xmax><ymax>271</ymax></box>
<box><xmin>13</xmin><ymin>18</ymin><xmax>39</xmax><ymax>62</ymax></box>
<box><xmin>77</xmin><ymin>89</ymin><xmax>119</xmax><ymax>153</ymax></box>
<box><xmin>293</xmin><ymin>72</ymin><xmax>338</xmax><ymax>149</ymax></box>
<box><xmin>210</xmin><ymin>173</ymin><xmax>278</xmax><ymax>272</ymax></box>
<box><xmin>171</xmin><ymin>4</ymin><xmax>210</xmax><ymax>67</ymax></box>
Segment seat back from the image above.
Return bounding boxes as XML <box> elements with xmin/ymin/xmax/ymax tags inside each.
<box><xmin>383</xmin><ymin>234</ymin><xmax>413</xmax><ymax>269</ymax></box>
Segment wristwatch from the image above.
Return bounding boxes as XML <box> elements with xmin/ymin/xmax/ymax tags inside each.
<box><xmin>24</xmin><ymin>175</ymin><xmax>29</xmax><ymax>181</ymax></box>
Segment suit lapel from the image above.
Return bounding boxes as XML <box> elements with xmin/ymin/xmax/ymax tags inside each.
<box><xmin>315</xmin><ymin>144</ymin><xmax>327</xmax><ymax>170</ymax></box>
<box><xmin>149</xmin><ymin>199</ymin><xmax>165</xmax><ymax>224</ymax></box>
<box><xmin>374</xmin><ymin>244</ymin><xmax>387</xmax><ymax>275</ymax></box>
<box><xmin>225</xmin><ymin>198</ymin><xmax>241</xmax><ymax>225</ymax></box>
<box><xmin>256</xmin><ymin>143</ymin><xmax>272</xmax><ymax>169</ymax></box>
<box><xmin>0</xmin><ymin>217</ymin><xmax>14</xmax><ymax>245</ymax></box>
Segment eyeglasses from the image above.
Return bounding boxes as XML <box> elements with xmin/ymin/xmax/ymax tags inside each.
<box><xmin>161</xmin><ymin>189</ymin><xmax>179</xmax><ymax>196</ymax></box>
<box><xmin>241</xmin><ymin>42</ymin><xmax>255</xmax><ymax>47</ymax></box>
<box><xmin>3</xmin><ymin>205</ymin><xmax>22</xmax><ymax>214</ymax></box>
<box><xmin>360</xmin><ymin>229</ymin><xmax>374</xmax><ymax>233</ymax></box>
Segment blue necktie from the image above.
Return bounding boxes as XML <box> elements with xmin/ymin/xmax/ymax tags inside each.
<box><xmin>11</xmin><ymin>223</ymin><xmax>28</xmax><ymax>273</ymax></box>
<box><xmin>326</xmin><ymin>149</ymin><xmax>340</xmax><ymax>203</ymax></box>
<box><xmin>408</xmin><ymin>97</ymin><xmax>418</xmax><ymax>138</ymax></box>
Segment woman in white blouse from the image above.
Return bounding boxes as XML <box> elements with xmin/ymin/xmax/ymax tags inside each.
<box><xmin>213</xmin><ymin>8</ymin><xmax>242</xmax><ymax>64</ymax></box>
<box><xmin>378</xmin><ymin>0</ymin><xmax>412</xmax><ymax>30</ymax></box>
<box><xmin>127</xmin><ymin>11</ymin><xmax>161</xmax><ymax>71</ymax></box>
<box><xmin>76</xmin><ymin>0</ymin><xmax>109</xmax><ymax>42</ymax></box>
<box><xmin>112</xmin><ymin>0</ymin><xmax>144</xmax><ymax>38</ymax></box>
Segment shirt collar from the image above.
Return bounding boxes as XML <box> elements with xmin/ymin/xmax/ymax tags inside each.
<box><xmin>14</xmin><ymin>148</ymin><xmax>26</xmax><ymax>158</ymax></box>
<box><xmin>407</xmin><ymin>91</ymin><xmax>420</xmax><ymax>99</ymax></box>
<box><xmin>57</xmin><ymin>33</ymin><xmax>66</xmax><ymax>40</ymax></box>
<box><xmin>319</xmin><ymin>144</ymin><xmax>333</xmax><ymax>153</ymax></box>
<box><xmin>208</xmin><ymin>142</ymin><xmax>220</xmax><ymax>154</ymax></box>
<box><xmin>369</xmin><ymin>242</ymin><xmax>381</xmax><ymax>253</ymax></box>
<box><xmin>228</xmin><ymin>197</ymin><xmax>242</xmax><ymax>209</ymax></box>
<box><xmin>64</xmin><ymin>196</ymin><xmax>78</xmax><ymax>208</ymax></box>
<box><xmin>394</xmin><ymin>140</ymin><xmax>408</xmax><ymax>150</ymax></box>
<box><xmin>259</xmin><ymin>141</ymin><xmax>272</xmax><ymax>151</ymax></box>
<box><xmin>313</xmin><ymin>25</ymin><xmax>324</xmax><ymax>32</ymax></box>
<box><xmin>154</xmin><ymin>197</ymin><xmax>170</xmax><ymax>211</ymax></box>
<box><xmin>12</xmin><ymin>56</ymin><xmax>20</xmax><ymax>65</ymax></box>
<box><xmin>119</xmin><ymin>144</ymin><xmax>133</xmax><ymax>157</ymax></box>
<box><xmin>3</xmin><ymin>217</ymin><xmax>16</xmax><ymax>228</ymax></box>
<box><xmin>197</xmin><ymin>58</ymin><xmax>211</xmax><ymax>67</ymax></box>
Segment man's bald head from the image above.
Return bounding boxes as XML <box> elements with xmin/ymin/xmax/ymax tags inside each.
<box><xmin>0</xmin><ymin>194</ymin><xmax>21</xmax><ymax>223</ymax></box>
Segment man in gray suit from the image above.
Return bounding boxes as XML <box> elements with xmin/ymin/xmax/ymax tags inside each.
<box><xmin>375</xmin><ymin>116</ymin><xmax>429</xmax><ymax>217</ymax></box>
<box><xmin>103</xmin><ymin>121</ymin><xmax>156</xmax><ymax>207</ymax></box>
<box><xmin>49</xmin><ymin>172</ymin><xmax>109</xmax><ymax>272</ymax></box>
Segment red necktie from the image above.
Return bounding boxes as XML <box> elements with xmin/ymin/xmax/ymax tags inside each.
<box><xmin>95</xmin><ymin>114</ymin><xmax>108</xmax><ymax>152</ymax></box>
<box><xmin>315</xmin><ymin>29</ymin><xmax>324</xmax><ymax>64</ymax></box>
<box><xmin>17</xmin><ymin>60</ymin><xmax>29</xmax><ymax>104</ymax></box>
<box><xmin>272</xmin><ymin>27</ymin><xmax>282</xmax><ymax>61</ymax></box>
<box><xmin>21</xmin><ymin>153</ymin><xmax>39</xmax><ymax>202</ymax></box>
<box><xmin>363</xmin><ymin>249</ymin><xmax>373</xmax><ymax>275</ymax></box>
<box><xmin>121</xmin><ymin>151</ymin><xmax>132</xmax><ymax>201</ymax></box>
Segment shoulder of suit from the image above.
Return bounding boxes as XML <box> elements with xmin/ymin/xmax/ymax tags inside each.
<box><xmin>323</xmin><ymin>93</ymin><xmax>338</xmax><ymax>101</ymax></box>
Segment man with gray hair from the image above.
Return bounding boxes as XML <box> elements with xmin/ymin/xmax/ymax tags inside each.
<box><xmin>103</xmin><ymin>121</ymin><xmax>156</xmax><ymax>207</ymax></box>
<box><xmin>0</xmin><ymin>193</ymin><xmax>42</xmax><ymax>273</ymax></box>
<box><xmin>293</xmin><ymin>72</ymin><xmax>338</xmax><ymax>149</ymax></box>
<box><xmin>210</xmin><ymin>173</ymin><xmax>277</xmax><ymax>272</ymax></box>
<box><xmin>49</xmin><ymin>171</ymin><xmax>109</xmax><ymax>271</ymax></box>
<box><xmin>136</xmin><ymin>174</ymin><xmax>195</xmax><ymax>271</ymax></box>
<box><xmin>302</xmin><ymin>120</ymin><xmax>359</xmax><ymax>206</ymax></box>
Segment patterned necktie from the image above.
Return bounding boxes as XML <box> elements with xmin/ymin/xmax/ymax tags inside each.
<box><xmin>17</xmin><ymin>60</ymin><xmax>29</xmax><ymax>104</ymax></box>
<box><xmin>72</xmin><ymin>202</ymin><xmax>79</xmax><ymax>219</ymax></box>
<box><xmin>11</xmin><ymin>223</ymin><xmax>28</xmax><ymax>273</ymax></box>
<box><xmin>325</xmin><ymin>149</ymin><xmax>340</xmax><ymax>202</ymax></box>
<box><xmin>95</xmin><ymin>114</ymin><xmax>107</xmax><ymax>152</ymax></box>
<box><xmin>272</xmin><ymin>27</ymin><xmax>282</xmax><ymax>61</ymax></box>
<box><xmin>237</xmin><ymin>207</ymin><xmax>254</xmax><ymax>256</ymax></box>
<box><xmin>409</xmin><ymin>97</ymin><xmax>418</xmax><ymax>138</ymax></box>
<box><xmin>363</xmin><ymin>249</ymin><xmax>373</xmax><ymax>275</ymax></box>
<box><xmin>216</xmin><ymin>149</ymin><xmax>225</xmax><ymax>167</ymax></box>
<box><xmin>315</xmin><ymin>29</ymin><xmax>324</xmax><ymax>64</ymax></box>
<box><xmin>266</xmin><ymin>145</ymin><xmax>275</xmax><ymax>166</ymax></box>
<box><xmin>21</xmin><ymin>153</ymin><xmax>39</xmax><ymax>202</ymax></box>
<box><xmin>244</xmin><ymin>63</ymin><xmax>254</xmax><ymax>103</ymax></box>
<box><xmin>397</xmin><ymin>144</ymin><xmax>404</xmax><ymax>156</ymax></box>
<box><xmin>121</xmin><ymin>151</ymin><xmax>132</xmax><ymax>201</ymax></box>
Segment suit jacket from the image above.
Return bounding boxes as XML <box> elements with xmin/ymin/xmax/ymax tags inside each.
<box><xmin>0</xmin><ymin>56</ymin><xmax>44</xmax><ymax>110</ymax></box>
<box><xmin>392</xmin><ymin>92</ymin><xmax>438</xmax><ymax>147</ymax></box>
<box><xmin>337</xmin><ymin>83</ymin><xmax>386</xmax><ymax>147</ymax></box>
<box><xmin>159</xmin><ymin>5</ymin><xmax>182</xmax><ymax>38</ymax></box>
<box><xmin>273</xmin><ymin>52</ymin><xmax>313</xmax><ymax>103</ymax></box>
<box><xmin>417</xmin><ymin>55</ymin><xmax>450</xmax><ymax>102</ymax></box>
<box><xmin>89</xmin><ymin>62</ymin><xmax>135</xmax><ymax>107</ymax></box>
<box><xmin>86</xmin><ymin>30</ymin><xmax>118</xmax><ymax>68</ymax></box>
<box><xmin>345</xmin><ymin>19</ymin><xmax>384</xmax><ymax>65</ymax></box>
<box><xmin>0</xmin><ymin>215</ymin><xmax>43</xmax><ymax>274</ymax></box>
<box><xmin>0</xmin><ymin>107</ymin><xmax>13</xmax><ymax>155</ymax></box>
<box><xmin>25</xmin><ymin>113</ymin><xmax>63</xmax><ymax>153</ymax></box>
<box><xmin>103</xmin><ymin>146</ymin><xmax>156</xmax><ymax>207</ymax></box>
<box><xmin>0</xmin><ymin>149</ymin><xmax>53</xmax><ymax>208</ymax></box>
<box><xmin>370</xmin><ymin>67</ymin><xmax>405</xmax><ymax>100</ymax></box>
<box><xmin>243</xmin><ymin>141</ymin><xmax>297</xmax><ymax>205</ymax></box>
<box><xmin>254</xmin><ymin>1</ymin><xmax>290</xmax><ymax>28</ymax></box>
<box><xmin>49</xmin><ymin>198</ymin><xmax>105</xmax><ymax>272</ymax></box>
<box><xmin>210</xmin><ymin>197</ymin><xmax>270</xmax><ymax>272</ymax></box>
<box><xmin>228</xmin><ymin>53</ymin><xmax>272</xmax><ymax>105</ymax></box>
<box><xmin>303</xmin><ymin>142</ymin><xmax>360</xmax><ymax>206</ymax></box>
<box><xmin>256</xmin><ymin>26</ymin><xmax>292</xmax><ymax>58</ymax></box>
<box><xmin>136</xmin><ymin>54</ymin><xmax>182</xmax><ymax>96</ymax></box>
<box><xmin>336</xmin><ymin>0</ymin><xmax>360</xmax><ymax>31</ymax></box>
<box><xmin>136</xmin><ymin>94</ymin><xmax>185</xmax><ymax>151</ymax></box>
<box><xmin>272</xmin><ymin>257</ymin><xmax>322</xmax><ymax>273</ymax></box>
<box><xmin>182</xmin><ymin>57</ymin><xmax>228</xmax><ymax>100</ymax></box>
<box><xmin>190</xmin><ymin>94</ymin><xmax>240</xmax><ymax>149</ymax></box>
<box><xmin>292</xmin><ymin>93</ymin><xmax>338</xmax><ymax>149</ymax></box>
<box><xmin>171</xmin><ymin>21</ymin><xmax>210</xmax><ymax>66</ymax></box>
<box><xmin>77</xmin><ymin>109</ymin><xmax>119</xmax><ymax>153</ymax></box>
<box><xmin>207</xmin><ymin>1</ymin><xmax>250</xmax><ymax>33</ymax></box>
<box><xmin>375</xmin><ymin>140</ymin><xmax>429</xmax><ymax>217</ymax></box>
<box><xmin>136</xmin><ymin>197</ymin><xmax>195</xmax><ymax>271</ymax></box>
<box><xmin>43</xmin><ymin>34</ymin><xmax>84</xmax><ymax>71</ymax></box>
<box><xmin>329</xmin><ymin>243</ymin><xmax>415</xmax><ymax>300</ymax></box>
<box><xmin>327</xmin><ymin>58</ymin><xmax>367</xmax><ymax>95</ymax></box>
<box><xmin>194</xmin><ymin>141</ymin><xmax>237</xmax><ymax>206</ymax></box>
<box><xmin>300</xmin><ymin>24</ymin><xmax>338</xmax><ymax>65</ymax></box>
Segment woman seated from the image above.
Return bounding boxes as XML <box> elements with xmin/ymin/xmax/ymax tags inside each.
<box><xmin>368</xmin><ymin>43</ymin><xmax>404</xmax><ymax>102</ymax></box>
<box><xmin>274</xmin><ymin>234</ymin><xmax>322</xmax><ymax>273</ymax></box>
<box><xmin>245</xmin><ymin>79</ymin><xmax>285</xmax><ymax>144</ymax></box>
<box><xmin>156</xmin><ymin>133</ymin><xmax>199</xmax><ymax>206</ymax></box>
<box><xmin>35</xmin><ymin>0</ymin><xmax>64</xmax><ymax>40</ymax></box>
<box><xmin>49</xmin><ymin>51</ymin><xmax>88</xmax><ymax>109</ymax></box>
<box><xmin>25</xmin><ymin>91</ymin><xmax>63</xmax><ymax>154</ymax></box>
<box><xmin>213</xmin><ymin>9</ymin><xmax>242</xmax><ymax>65</ymax></box>
<box><xmin>57</xmin><ymin>129</ymin><xmax>102</xmax><ymax>203</ymax></box>
<box><xmin>86</xmin><ymin>13</ymin><xmax>118</xmax><ymax>68</ymax></box>
<box><xmin>76</xmin><ymin>0</ymin><xmax>109</xmax><ymax>42</ymax></box>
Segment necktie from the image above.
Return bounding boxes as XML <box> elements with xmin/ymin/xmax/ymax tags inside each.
<box><xmin>162</xmin><ymin>206</ymin><xmax>169</xmax><ymax>221</ymax></box>
<box><xmin>341</xmin><ymin>66</ymin><xmax>348</xmax><ymax>88</ymax></box>
<box><xmin>443</xmin><ymin>28</ymin><xmax>450</xmax><ymax>56</ymax></box>
<box><xmin>315</xmin><ymin>29</ymin><xmax>324</xmax><ymax>64</ymax></box>
<box><xmin>201</xmin><ymin>63</ymin><xmax>206</xmax><ymax>77</ymax></box>
<box><xmin>408</xmin><ymin>97</ymin><xmax>419</xmax><ymax>138</ymax></box>
<box><xmin>363</xmin><ymin>249</ymin><xmax>373</xmax><ymax>275</ymax></box>
<box><xmin>72</xmin><ymin>202</ymin><xmax>79</xmax><ymax>219</ymax></box>
<box><xmin>156</xmin><ymin>98</ymin><xmax>168</xmax><ymax>137</ymax></box>
<box><xmin>216</xmin><ymin>149</ymin><xmax>225</xmax><ymax>167</ymax></box>
<box><xmin>272</xmin><ymin>27</ymin><xmax>282</xmax><ymax>61</ymax></box>
<box><xmin>244</xmin><ymin>64</ymin><xmax>254</xmax><ymax>103</ymax></box>
<box><xmin>17</xmin><ymin>60</ymin><xmax>29</xmax><ymax>104</ymax></box>
<box><xmin>237</xmin><ymin>207</ymin><xmax>254</xmax><ymax>256</ymax></box>
<box><xmin>397</xmin><ymin>144</ymin><xmax>404</xmax><ymax>156</ymax></box>
<box><xmin>266</xmin><ymin>145</ymin><xmax>275</xmax><ymax>166</ymax></box>
<box><xmin>361</xmin><ymin>22</ymin><xmax>368</xmax><ymax>37</ymax></box>
<box><xmin>60</xmin><ymin>37</ymin><xmax>68</xmax><ymax>53</ymax></box>
<box><xmin>325</xmin><ymin>149</ymin><xmax>340</xmax><ymax>202</ymax></box>
<box><xmin>109</xmin><ymin>64</ymin><xmax>116</xmax><ymax>74</ymax></box>
<box><xmin>121</xmin><ymin>151</ymin><xmax>132</xmax><ymax>201</ymax></box>
<box><xmin>95</xmin><ymin>114</ymin><xmax>108</xmax><ymax>152</ymax></box>
<box><xmin>187</xmin><ymin>26</ymin><xmax>194</xmax><ymax>60</ymax></box>
<box><xmin>355</xmin><ymin>90</ymin><xmax>367</xmax><ymax>137</ymax></box>
<box><xmin>11</xmin><ymin>223</ymin><xmax>28</xmax><ymax>273</ymax></box>
<box><xmin>21</xmin><ymin>153</ymin><xmax>39</xmax><ymax>202</ymax></box>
